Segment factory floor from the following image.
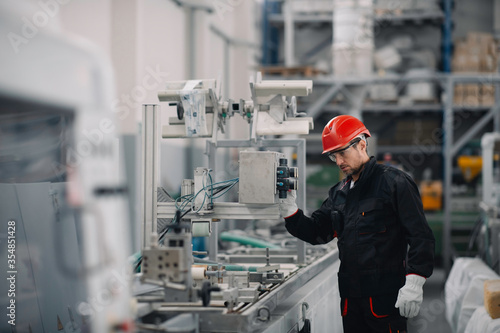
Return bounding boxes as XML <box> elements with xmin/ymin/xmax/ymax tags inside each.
<box><xmin>407</xmin><ymin>268</ymin><xmax>452</xmax><ymax>333</ymax></box>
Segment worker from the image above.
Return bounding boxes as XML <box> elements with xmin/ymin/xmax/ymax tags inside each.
<box><xmin>280</xmin><ymin>115</ymin><xmax>435</xmax><ymax>333</ymax></box>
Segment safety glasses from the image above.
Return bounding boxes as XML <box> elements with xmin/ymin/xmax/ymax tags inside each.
<box><xmin>327</xmin><ymin>138</ymin><xmax>361</xmax><ymax>163</ymax></box>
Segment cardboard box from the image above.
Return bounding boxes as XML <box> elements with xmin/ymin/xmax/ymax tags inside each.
<box><xmin>480</xmin><ymin>84</ymin><xmax>496</xmax><ymax>106</ymax></box>
<box><xmin>374</xmin><ymin>45</ymin><xmax>402</xmax><ymax>70</ymax></box>
<box><xmin>454</xmin><ymin>84</ymin><xmax>464</xmax><ymax>105</ymax></box>
<box><xmin>484</xmin><ymin>280</ymin><xmax>500</xmax><ymax>319</ymax></box>
<box><xmin>452</xmin><ymin>33</ymin><xmax>498</xmax><ymax>73</ymax></box>
<box><xmin>481</xmin><ymin>53</ymin><xmax>498</xmax><ymax>72</ymax></box>
<box><xmin>463</xmin><ymin>84</ymin><xmax>480</xmax><ymax>107</ymax></box>
<box><xmin>467</xmin><ymin>32</ymin><xmax>494</xmax><ymax>56</ymax></box>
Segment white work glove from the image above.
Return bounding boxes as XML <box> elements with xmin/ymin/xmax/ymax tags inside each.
<box><xmin>279</xmin><ymin>190</ymin><xmax>298</xmax><ymax>218</ymax></box>
<box><xmin>395</xmin><ymin>274</ymin><xmax>426</xmax><ymax>318</ymax></box>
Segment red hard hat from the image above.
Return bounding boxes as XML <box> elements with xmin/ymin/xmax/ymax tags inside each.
<box><xmin>322</xmin><ymin>115</ymin><xmax>371</xmax><ymax>154</ymax></box>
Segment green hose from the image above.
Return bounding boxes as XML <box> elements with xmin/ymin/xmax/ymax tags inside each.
<box><xmin>219</xmin><ymin>232</ymin><xmax>280</xmax><ymax>249</ymax></box>
<box><xmin>224</xmin><ymin>265</ymin><xmax>247</xmax><ymax>271</ymax></box>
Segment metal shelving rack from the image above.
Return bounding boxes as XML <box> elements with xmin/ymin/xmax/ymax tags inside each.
<box><xmin>264</xmin><ymin>1</ymin><xmax>445</xmax><ymax>67</ymax></box>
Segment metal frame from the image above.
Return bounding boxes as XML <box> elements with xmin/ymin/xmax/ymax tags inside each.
<box><xmin>157</xmin><ymin>202</ymin><xmax>280</xmax><ymax>220</ymax></box>
<box><xmin>142</xmin><ymin>104</ymin><xmax>309</xmax><ymax>266</ymax></box>
<box><xmin>142</xmin><ymin>104</ymin><xmax>160</xmax><ymax>249</ymax></box>
<box><xmin>151</xmin><ymin>248</ymin><xmax>339</xmax><ymax>333</ymax></box>
<box><xmin>283</xmin><ymin>0</ymin><xmax>295</xmax><ymax>66</ymax></box>
<box><xmin>206</xmin><ymin>138</ymin><xmax>308</xmax><ymax>264</ymax></box>
<box><xmin>442</xmin><ymin>0</ymin><xmax>453</xmax><ymax>73</ymax></box>
<box><xmin>270</xmin><ymin>1</ymin><xmax>445</xmax><ymax>70</ymax></box>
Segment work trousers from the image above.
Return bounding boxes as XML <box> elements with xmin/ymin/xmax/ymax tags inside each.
<box><xmin>341</xmin><ymin>294</ymin><xmax>407</xmax><ymax>333</ymax></box>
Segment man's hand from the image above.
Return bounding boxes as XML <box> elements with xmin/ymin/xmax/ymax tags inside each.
<box><xmin>395</xmin><ymin>274</ymin><xmax>426</xmax><ymax>318</ymax></box>
<box><xmin>279</xmin><ymin>190</ymin><xmax>298</xmax><ymax>218</ymax></box>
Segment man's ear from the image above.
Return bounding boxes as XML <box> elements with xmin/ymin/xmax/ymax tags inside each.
<box><xmin>358</xmin><ymin>139</ymin><xmax>367</xmax><ymax>152</ymax></box>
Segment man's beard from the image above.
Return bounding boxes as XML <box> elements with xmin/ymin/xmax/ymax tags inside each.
<box><xmin>342</xmin><ymin>164</ymin><xmax>363</xmax><ymax>177</ymax></box>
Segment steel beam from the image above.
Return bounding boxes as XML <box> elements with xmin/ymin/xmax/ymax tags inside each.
<box><xmin>312</xmin><ymin>73</ymin><xmax>500</xmax><ymax>86</ymax></box>
<box><xmin>157</xmin><ymin>202</ymin><xmax>280</xmax><ymax>220</ymax></box>
<box><xmin>206</xmin><ymin>138</ymin><xmax>307</xmax><ymax>265</ymax></box>
<box><xmin>207</xmin><ymin>142</ymin><xmax>218</xmax><ymax>262</ymax></box>
<box><xmin>451</xmin><ymin>107</ymin><xmax>497</xmax><ymax>156</ymax></box>
<box><xmin>306</xmin><ymin>84</ymin><xmax>342</xmax><ymax>119</ymax></box>
<box><xmin>142</xmin><ymin>104</ymin><xmax>160</xmax><ymax>250</ymax></box>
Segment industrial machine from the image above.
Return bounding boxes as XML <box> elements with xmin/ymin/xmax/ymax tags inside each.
<box><xmin>0</xmin><ymin>2</ymin><xmax>132</xmax><ymax>332</ymax></box>
<box><xmin>477</xmin><ymin>133</ymin><xmax>500</xmax><ymax>270</ymax></box>
<box><xmin>444</xmin><ymin>134</ymin><xmax>500</xmax><ymax>333</ymax></box>
<box><xmin>134</xmin><ymin>75</ymin><xmax>343</xmax><ymax>332</ymax></box>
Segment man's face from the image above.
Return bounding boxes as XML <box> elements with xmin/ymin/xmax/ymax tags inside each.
<box><xmin>328</xmin><ymin>139</ymin><xmax>367</xmax><ymax>177</ymax></box>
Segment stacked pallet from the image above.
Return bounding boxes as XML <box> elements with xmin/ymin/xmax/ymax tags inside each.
<box><xmin>452</xmin><ymin>32</ymin><xmax>499</xmax><ymax>107</ymax></box>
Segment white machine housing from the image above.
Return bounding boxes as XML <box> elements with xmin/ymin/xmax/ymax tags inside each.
<box><xmin>0</xmin><ymin>2</ymin><xmax>131</xmax><ymax>332</ymax></box>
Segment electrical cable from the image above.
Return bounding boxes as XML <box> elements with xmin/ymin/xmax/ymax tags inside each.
<box><xmin>136</xmin><ymin>207</ymin><xmax>193</xmax><ymax>272</ymax></box>
<box><xmin>466</xmin><ymin>216</ymin><xmax>484</xmax><ymax>256</ymax></box>
<box><xmin>158</xmin><ymin>208</ymin><xmax>192</xmax><ymax>245</ymax></box>
<box><xmin>135</xmin><ymin>173</ymin><xmax>239</xmax><ymax>272</ymax></box>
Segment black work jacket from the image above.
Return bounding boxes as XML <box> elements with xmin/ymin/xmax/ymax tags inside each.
<box><xmin>285</xmin><ymin>157</ymin><xmax>435</xmax><ymax>298</ymax></box>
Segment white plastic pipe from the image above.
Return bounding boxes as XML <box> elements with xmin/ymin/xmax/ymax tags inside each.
<box><xmin>481</xmin><ymin>132</ymin><xmax>500</xmax><ymax>207</ymax></box>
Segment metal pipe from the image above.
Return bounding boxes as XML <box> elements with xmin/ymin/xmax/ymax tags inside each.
<box><xmin>442</xmin><ymin>0</ymin><xmax>453</xmax><ymax>72</ymax></box>
<box><xmin>495</xmin><ymin>83</ymin><xmax>500</xmax><ymax>132</ymax></box>
<box><xmin>142</xmin><ymin>104</ymin><xmax>160</xmax><ymax>250</ymax></box>
<box><xmin>224</xmin><ymin>40</ymin><xmax>230</xmax><ymax>100</ymax></box>
<box><xmin>443</xmin><ymin>77</ymin><xmax>454</xmax><ymax>274</ymax></box>
<box><xmin>171</xmin><ymin>0</ymin><xmax>213</xmax><ymax>12</ymax></box>
<box><xmin>209</xmin><ymin>25</ymin><xmax>258</xmax><ymax>48</ymax></box>
<box><xmin>186</xmin><ymin>7</ymin><xmax>195</xmax><ymax>79</ymax></box>
<box><xmin>207</xmin><ymin>142</ymin><xmax>218</xmax><ymax>262</ymax></box>
<box><xmin>283</xmin><ymin>0</ymin><xmax>294</xmax><ymax>66</ymax></box>
<box><xmin>185</xmin><ymin>7</ymin><xmax>195</xmax><ymax>182</ymax></box>
<box><xmin>482</xmin><ymin>132</ymin><xmax>500</xmax><ymax>208</ymax></box>
<box><xmin>296</xmin><ymin>139</ymin><xmax>306</xmax><ymax>265</ymax></box>
<box><xmin>307</xmin><ymin>84</ymin><xmax>342</xmax><ymax>120</ymax></box>
<box><xmin>262</xmin><ymin>0</ymin><xmax>270</xmax><ymax>65</ymax></box>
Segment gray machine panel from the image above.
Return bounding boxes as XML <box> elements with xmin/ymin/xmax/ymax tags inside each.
<box><xmin>238</xmin><ymin>151</ymin><xmax>280</xmax><ymax>204</ymax></box>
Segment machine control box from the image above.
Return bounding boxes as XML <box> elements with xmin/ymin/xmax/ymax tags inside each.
<box><xmin>239</xmin><ymin>151</ymin><xmax>297</xmax><ymax>204</ymax></box>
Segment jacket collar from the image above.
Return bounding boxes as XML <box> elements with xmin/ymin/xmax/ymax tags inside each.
<box><xmin>354</xmin><ymin>156</ymin><xmax>376</xmax><ymax>186</ymax></box>
<box><xmin>340</xmin><ymin>156</ymin><xmax>376</xmax><ymax>189</ymax></box>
